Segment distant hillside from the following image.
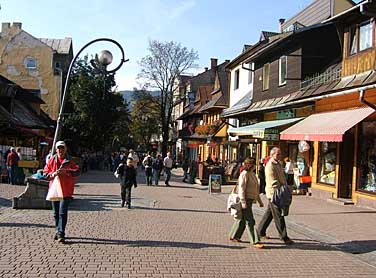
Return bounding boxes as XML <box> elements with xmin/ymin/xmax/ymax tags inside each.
<box><xmin>118</xmin><ymin>90</ymin><xmax>161</xmax><ymax>110</ymax></box>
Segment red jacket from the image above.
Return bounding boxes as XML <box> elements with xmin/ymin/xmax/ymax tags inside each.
<box><xmin>6</xmin><ymin>151</ymin><xmax>19</xmax><ymax>166</ymax></box>
<box><xmin>44</xmin><ymin>155</ymin><xmax>80</xmax><ymax>198</ymax></box>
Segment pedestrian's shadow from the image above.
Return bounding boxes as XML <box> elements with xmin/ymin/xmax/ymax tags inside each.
<box><xmin>66</xmin><ymin>237</ymin><xmax>243</xmax><ymax>249</ymax></box>
<box><xmin>332</xmin><ymin>240</ymin><xmax>376</xmax><ymax>254</ymax></box>
<box><xmin>258</xmin><ymin>238</ymin><xmax>376</xmax><ymax>254</ymax></box>
<box><xmin>0</xmin><ymin>222</ymin><xmax>54</xmax><ymax>228</ymax></box>
<box><xmin>136</xmin><ymin>206</ymin><xmax>227</xmax><ymax>214</ymax></box>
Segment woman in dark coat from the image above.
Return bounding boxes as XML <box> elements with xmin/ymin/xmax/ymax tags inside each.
<box><xmin>116</xmin><ymin>157</ymin><xmax>137</xmax><ymax>209</ymax></box>
<box><xmin>258</xmin><ymin>159</ymin><xmax>266</xmax><ymax>194</ymax></box>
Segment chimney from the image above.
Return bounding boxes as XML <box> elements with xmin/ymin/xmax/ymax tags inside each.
<box><xmin>2</xmin><ymin>22</ymin><xmax>10</xmax><ymax>33</ymax></box>
<box><xmin>210</xmin><ymin>58</ymin><xmax>218</xmax><ymax>70</ymax></box>
<box><xmin>204</xmin><ymin>67</ymin><xmax>208</xmax><ymax>71</ymax></box>
<box><xmin>13</xmin><ymin>22</ymin><xmax>22</xmax><ymax>29</ymax></box>
<box><xmin>279</xmin><ymin>18</ymin><xmax>285</xmax><ymax>33</ymax></box>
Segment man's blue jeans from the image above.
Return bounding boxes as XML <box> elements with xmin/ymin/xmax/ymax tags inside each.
<box><xmin>52</xmin><ymin>198</ymin><xmax>70</xmax><ymax>237</ymax></box>
<box><xmin>9</xmin><ymin>165</ymin><xmax>17</xmax><ymax>184</ymax></box>
<box><xmin>165</xmin><ymin>168</ymin><xmax>171</xmax><ymax>185</ymax></box>
<box><xmin>152</xmin><ymin>169</ymin><xmax>160</xmax><ymax>186</ymax></box>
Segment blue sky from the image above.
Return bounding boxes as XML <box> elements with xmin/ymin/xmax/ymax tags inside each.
<box><xmin>1</xmin><ymin>0</ymin><xmax>321</xmax><ymax>90</ymax></box>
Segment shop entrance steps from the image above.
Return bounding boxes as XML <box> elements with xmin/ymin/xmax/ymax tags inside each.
<box><xmin>327</xmin><ymin>198</ymin><xmax>354</xmax><ymax>205</ymax></box>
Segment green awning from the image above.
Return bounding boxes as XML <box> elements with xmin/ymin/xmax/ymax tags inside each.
<box><xmin>227</xmin><ymin>117</ymin><xmax>304</xmax><ymax>139</ymax></box>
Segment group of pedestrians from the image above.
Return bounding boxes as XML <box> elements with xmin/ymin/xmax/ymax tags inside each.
<box><xmin>141</xmin><ymin>151</ymin><xmax>173</xmax><ymax>187</ymax></box>
<box><xmin>1</xmin><ymin>147</ymin><xmax>24</xmax><ymax>185</ymax></box>
<box><xmin>41</xmin><ymin>140</ymin><xmax>292</xmax><ymax>247</ymax></box>
<box><xmin>229</xmin><ymin>147</ymin><xmax>293</xmax><ymax>249</ymax></box>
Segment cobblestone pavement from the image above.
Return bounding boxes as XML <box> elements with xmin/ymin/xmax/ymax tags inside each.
<box><xmin>0</xmin><ymin>169</ymin><xmax>375</xmax><ymax>277</ymax></box>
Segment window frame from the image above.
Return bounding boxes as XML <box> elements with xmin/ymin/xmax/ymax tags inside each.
<box><xmin>262</xmin><ymin>63</ymin><xmax>270</xmax><ymax>91</ymax></box>
<box><xmin>234</xmin><ymin>69</ymin><xmax>240</xmax><ymax>90</ymax></box>
<box><xmin>347</xmin><ymin>19</ymin><xmax>374</xmax><ymax>56</ymax></box>
<box><xmin>25</xmin><ymin>57</ymin><xmax>37</xmax><ymax>69</ymax></box>
<box><xmin>247</xmin><ymin>63</ymin><xmax>254</xmax><ymax>85</ymax></box>
<box><xmin>317</xmin><ymin>141</ymin><xmax>337</xmax><ymax>186</ymax></box>
<box><xmin>279</xmin><ymin>56</ymin><xmax>287</xmax><ymax>86</ymax></box>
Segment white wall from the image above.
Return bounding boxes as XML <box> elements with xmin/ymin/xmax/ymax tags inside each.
<box><xmin>228</xmin><ymin>63</ymin><xmax>253</xmax><ymax>108</ymax></box>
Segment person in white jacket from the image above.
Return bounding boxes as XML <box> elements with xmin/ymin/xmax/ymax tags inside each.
<box><xmin>128</xmin><ymin>149</ymin><xmax>139</xmax><ymax>168</ymax></box>
<box><xmin>228</xmin><ymin>157</ymin><xmax>264</xmax><ymax>249</ymax></box>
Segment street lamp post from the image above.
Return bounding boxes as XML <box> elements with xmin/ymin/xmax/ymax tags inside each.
<box><xmin>51</xmin><ymin>38</ymin><xmax>128</xmax><ymax>154</ymax></box>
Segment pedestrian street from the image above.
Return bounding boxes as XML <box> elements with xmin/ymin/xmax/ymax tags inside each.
<box><xmin>0</xmin><ymin>170</ymin><xmax>375</xmax><ymax>277</ymax></box>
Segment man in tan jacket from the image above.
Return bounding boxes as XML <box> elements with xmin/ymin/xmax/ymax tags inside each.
<box><xmin>257</xmin><ymin>147</ymin><xmax>294</xmax><ymax>245</ymax></box>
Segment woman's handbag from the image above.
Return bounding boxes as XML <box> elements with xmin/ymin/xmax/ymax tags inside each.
<box><xmin>227</xmin><ymin>184</ymin><xmax>242</xmax><ymax>219</ymax></box>
<box><xmin>46</xmin><ymin>176</ymin><xmax>64</xmax><ymax>201</ymax></box>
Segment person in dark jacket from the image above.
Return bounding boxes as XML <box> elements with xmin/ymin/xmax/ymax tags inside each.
<box><xmin>152</xmin><ymin>154</ymin><xmax>163</xmax><ymax>186</ymax></box>
<box><xmin>258</xmin><ymin>158</ymin><xmax>266</xmax><ymax>194</ymax></box>
<box><xmin>116</xmin><ymin>157</ymin><xmax>137</xmax><ymax>208</ymax></box>
<box><xmin>182</xmin><ymin>158</ymin><xmax>189</xmax><ymax>182</ymax></box>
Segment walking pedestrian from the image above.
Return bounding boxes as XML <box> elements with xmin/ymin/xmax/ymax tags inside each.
<box><xmin>257</xmin><ymin>147</ymin><xmax>294</xmax><ymax>245</ymax></box>
<box><xmin>6</xmin><ymin>147</ymin><xmax>19</xmax><ymax>185</ymax></box>
<box><xmin>229</xmin><ymin>158</ymin><xmax>264</xmax><ymax>249</ymax></box>
<box><xmin>142</xmin><ymin>151</ymin><xmax>153</xmax><ymax>186</ymax></box>
<box><xmin>116</xmin><ymin>157</ymin><xmax>137</xmax><ymax>209</ymax></box>
<box><xmin>284</xmin><ymin>157</ymin><xmax>294</xmax><ymax>187</ymax></box>
<box><xmin>258</xmin><ymin>158</ymin><xmax>266</xmax><ymax>194</ymax></box>
<box><xmin>182</xmin><ymin>157</ymin><xmax>189</xmax><ymax>182</ymax></box>
<box><xmin>44</xmin><ymin>141</ymin><xmax>80</xmax><ymax>244</ymax></box>
<box><xmin>152</xmin><ymin>154</ymin><xmax>163</xmax><ymax>186</ymax></box>
<box><xmin>163</xmin><ymin>152</ymin><xmax>173</xmax><ymax>186</ymax></box>
<box><xmin>128</xmin><ymin>149</ymin><xmax>139</xmax><ymax>168</ymax></box>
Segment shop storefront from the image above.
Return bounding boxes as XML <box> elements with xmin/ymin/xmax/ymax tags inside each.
<box><xmin>281</xmin><ymin>106</ymin><xmax>376</xmax><ymax>208</ymax></box>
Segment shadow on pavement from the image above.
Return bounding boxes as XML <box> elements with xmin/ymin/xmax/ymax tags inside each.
<box><xmin>332</xmin><ymin>240</ymin><xmax>376</xmax><ymax>254</ymax></box>
<box><xmin>0</xmin><ymin>222</ymin><xmax>54</xmax><ymax>228</ymax></box>
<box><xmin>66</xmin><ymin>237</ymin><xmax>244</xmax><ymax>249</ymax></box>
<box><xmin>293</xmin><ymin>210</ymin><xmax>376</xmax><ymax>215</ymax></box>
<box><xmin>135</xmin><ymin>206</ymin><xmax>227</xmax><ymax>214</ymax></box>
<box><xmin>70</xmin><ymin>197</ymin><xmax>121</xmax><ymax>211</ymax></box>
<box><xmin>0</xmin><ymin>197</ymin><xmax>12</xmax><ymax>207</ymax></box>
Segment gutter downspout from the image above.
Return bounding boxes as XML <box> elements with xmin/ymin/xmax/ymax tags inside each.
<box><xmin>359</xmin><ymin>89</ymin><xmax>376</xmax><ymax>110</ymax></box>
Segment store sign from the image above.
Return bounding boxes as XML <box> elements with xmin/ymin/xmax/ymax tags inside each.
<box><xmin>264</xmin><ymin>129</ymin><xmax>280</xmax><ymax>141</ymax></box>
<box><xmin>277</xmin><ymin>110</ymin><xmax>295</xmax><ymax>120</ymax></box>
<box><xmin>251</xmin><ymin>130</ymin><xmax>264</xmax><ymax>138</ymax></box>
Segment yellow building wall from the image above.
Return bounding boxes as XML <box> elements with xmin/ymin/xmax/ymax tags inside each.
<box><xmin>0</xmin><ymin>25</ymin><xmax>62</xmax><ymax>119</ymax></box>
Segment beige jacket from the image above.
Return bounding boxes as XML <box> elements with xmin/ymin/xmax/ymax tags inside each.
<box><xmin>238</xmin><ymin>170</ymin><xmax>262</xmax><ymax>206</ymax></box>
<box><xmin>265</xmin><ymin>158</ymin><xmax>287</xmax><ymax>199</ymax></box>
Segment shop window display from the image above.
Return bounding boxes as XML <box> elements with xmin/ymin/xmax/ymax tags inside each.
<box><xmin>318</xmin><ymin>142</ymin><xmax>336</xmax><ymax>185</ymax></box>
<box><xmin>358</xmin><ymin>121</ymin><xmax>376</xmax><ymax>193</ymax></box>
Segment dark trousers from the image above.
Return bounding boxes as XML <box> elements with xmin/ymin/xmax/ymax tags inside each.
<box><xmin>229</xmin><ymin>199</ymin><xmax>260</xmax><ymax>244</ymax></box>
<box><xmin>52</xmin><ymin>198</ymin><xmax>71</xmax><ymax>237</ymax></box>
<box><xmin>9</xmin><ymin>165</ymin><xmax>17</xmax><ymax>185</ymax></box>
<box><xmin>121</xmin><ymin>185</ymin><xmax>132</xmax><ymax>205</ymax></box>
<box><xmin>145</xmin><ymin>167</ymin><xmax>152</xmax><ymax>185</ymax></box>
<box><xmin>258</xmin><ymin>200</ymin><xmax>288</xmax><ymax>241</ymax></box>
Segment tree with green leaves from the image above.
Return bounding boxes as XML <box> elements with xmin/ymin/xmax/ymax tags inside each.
<box><xmin>62</xmin><ymin>56</ymin><xmax>130</xmax><ymax>154</ymax></box>
<box><xmin>129</xmin><ymin>89</ymin><xmax>160</xmax><ymax>151</ymax></box>
<box><xmin>138</xmin><ymin>40</ymin><xmax>198</xmax><ymax>156</ymax></box>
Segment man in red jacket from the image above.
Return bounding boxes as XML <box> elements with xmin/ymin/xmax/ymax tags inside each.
<box><xmin>44</xmin><ymin>141</ymin><xmax>80</xmax><ymax>243</ymax></box>
<box><xmin>6</xmin><ymin>147</ymin><xmax>19</xmax><ymax>185</ymax></box>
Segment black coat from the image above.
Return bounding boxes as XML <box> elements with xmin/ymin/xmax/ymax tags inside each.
<box><xmin>117</xmin><ymin>164</ymin><xmax>137</xmax><ymax>187</ymax></box>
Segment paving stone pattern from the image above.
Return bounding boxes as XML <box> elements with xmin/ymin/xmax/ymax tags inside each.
<box><xmin>0</xmin><ymin>170</ymin><xmax>375</xmax><ymax>277</ymax></box>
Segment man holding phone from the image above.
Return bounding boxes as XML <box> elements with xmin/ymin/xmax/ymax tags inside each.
<box><xmin>44</xmin><ymin>141</ymin><xmax>80</xmax><ymax>244</ymax></box>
